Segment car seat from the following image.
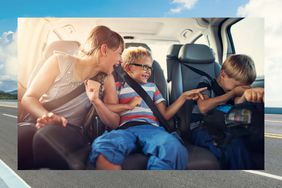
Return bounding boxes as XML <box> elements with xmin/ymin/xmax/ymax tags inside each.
<box><xmin>167</xmin><ymin>44</ymin><xmax>221</xmax><ymax>169</ymax></box>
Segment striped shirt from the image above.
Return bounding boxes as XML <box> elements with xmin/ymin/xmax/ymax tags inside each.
<box><xmin>117</xmin><ymin>82</ymin><xmax>165</xmax><ymax>127</ymax></box>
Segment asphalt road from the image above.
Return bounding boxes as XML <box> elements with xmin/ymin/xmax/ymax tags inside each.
<box><xmin>0</xmin><ymin>106</ymin><xmax>281</xmax><ymax>188</ymax></box>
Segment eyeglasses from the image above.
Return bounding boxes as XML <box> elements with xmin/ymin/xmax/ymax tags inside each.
<box><xmin>130</xmin><ymin>63</ymin><xmax>153</xmax><ymax>71</ymax></box>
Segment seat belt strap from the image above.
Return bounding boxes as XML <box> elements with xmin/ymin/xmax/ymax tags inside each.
<box><xmin>43</xmin><ymin>73</ymin><xmax>106</xmax><ymax>111</ymax></box>
<box><xmin>123</xmin><ymin>73</ymin><xmax>171</xmax><ymax>132</ymax></box>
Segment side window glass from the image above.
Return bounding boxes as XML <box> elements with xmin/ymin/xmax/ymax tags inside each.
<box><xmin>230</xmin><ymin>18</ymin><xmax>264</xmax><ymax>76</ymax></box>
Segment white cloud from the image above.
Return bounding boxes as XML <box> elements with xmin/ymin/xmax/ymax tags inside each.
<box><xmin>237</xmin><ymin>0</ymin><xmax>282</xmax><ymax>107</ymax></box>
<box><xmin>170</xmin><ymin>0</ymin><xmax>198</xmax><ymax>14</ymax></box>
<box><xmin>0</xmin><ymin>31</ymin><xmax>17</xmax><ymax>81</ymax></box>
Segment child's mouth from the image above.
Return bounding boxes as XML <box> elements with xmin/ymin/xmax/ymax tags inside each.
<box><xmin>141</xmin><ymin>74</ymin><xmax>149</xmax><ymax>79</ymax></box>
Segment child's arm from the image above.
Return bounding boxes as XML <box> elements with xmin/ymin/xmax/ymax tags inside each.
<box><xmin>197</xmin><ymin>85</ymin><xmax>249</xmax><ymax>114</ymax></box>
<box><xmin>156</xmin><ymin>87</ymin><xmax>207</xmax><ymax>120</ymax></box>
<box><xmin>235</xmin><ymin>87</ymin><xmax>264</xmax><ymax>104</ymax></box>
<box><xmin>106</xmin><ymin>96</ymin><xmax>142</xmax><ymax>114</ymax></box>
<box><xmin>197</xmin><ymin>92</ymin><xmax>234</xmax><ymax>114</ymax></box>
<box><xmin>87</xmin><ymin>74</ymin><xmax>121</xmax><ymax>129</ymax></box>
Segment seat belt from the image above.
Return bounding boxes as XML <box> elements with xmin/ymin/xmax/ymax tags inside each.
<box><xmin>181</xmin><ymin>63</ymin><xmax>225</xmax><ymax>96</ymax></box>
<box><xmin>43</xmin><ymin>84</ymin><xmax>85</xmax><ymax>111</ymax></box>
<box><xmin>43</xmin><ymin>73</ymin><xmax>106</xmax><ymax>111</ymax></box>
<box><xmin>122</xmin><ymin>73</ymin><xmax>171</xmax><ymax>132</ymax></box>
<box><xmin>181</xmin><ymin>63</ymin><xmax>214</xmax><ymax>81</ymax></box>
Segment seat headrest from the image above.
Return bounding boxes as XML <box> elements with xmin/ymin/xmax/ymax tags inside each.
<box><xmin>43</xmin><ymin>40</ymin><xmax>80</xmax><ymax>59</ymax></box>
<box><xmin>167</xmin><ymin>44</ymin><xmax>183</xmax><ymax>59</ymax></box>
<box><xmin>178</xmin><ymin>44</ymin><xmax>215</xmax><ymax>64</ymax></box>
<box><xmin>125</xmin><ymin>42</ymin><xmax>151</xmax><ymax>51</ymax></box>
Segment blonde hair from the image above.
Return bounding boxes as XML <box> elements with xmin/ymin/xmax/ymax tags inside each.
<box><xmin>122</xmin><ymin>47</ymin><xmax>152</xmax><ymax>68</ymax></box>
<box><xmin>222</xmin><ymin>54</ymin><xmax>256</xmax><ymax>85</ymax></box>
<box><xmin>80</xmin><ymin>25</ymin><xmax>124</xmax><ymax>56</ymax></box>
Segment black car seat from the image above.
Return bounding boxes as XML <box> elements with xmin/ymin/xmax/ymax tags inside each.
<box><xmin>167</xmin><ymin>44</ymin><xmax>221</xmax><ymax>169</ymax></box>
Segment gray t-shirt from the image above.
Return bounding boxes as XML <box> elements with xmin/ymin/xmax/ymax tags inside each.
<box><xmin>23</xmin><ymin>52</ymin><xmax>92</xmax><ymax>127</ymax></box>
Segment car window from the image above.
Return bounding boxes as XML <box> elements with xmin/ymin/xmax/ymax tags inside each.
<box><xmin>194</xmin><ymin>35</ymin><xmax>209</xmax><ymax>46</ymax></box>
<box><xmin>230</xmin><ymin>18</ymin><xmax>264</xmax><ymax>77</ymax></box>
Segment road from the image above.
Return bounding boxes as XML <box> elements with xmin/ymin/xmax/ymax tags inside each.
<box><xmin>0</xmin><ymin>106</ymin><xmax>281</xmax><ymax>187</ymax></box>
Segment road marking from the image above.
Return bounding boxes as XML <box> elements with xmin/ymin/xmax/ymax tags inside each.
<box><xmin>265</xmin><ymin>120</ymin><xmax>282</xmax><ymax>124</ymax></box>
<box><xmin>0</xmin><ymin>104</ymin><xmax>17</xmax><ymax>108</ymax></box>
<box><xmin>2</xmin><ymin>113</ymin><xmax>17</xmax><ymax>119</ymax></box>
<box><xmin>265</xmin><ymin>133</ymin><xmax>282</xmax><ymax>139</ymax></box>
<box><xmin>243</xmin><ymin>170</ymin><xmax>282</xmax><ymax>181</ymax></box>
<box><xmin>265</xmin><ymin>135</ymin><xmax>282</xmax><ymax>139</ymax></box>
<box><xmin>0</xmin><ymin>160</ymin><xmax>30</xmax><ymax>188</ymax></box>
<box><xmin>265</xmin><ymin>133</ymin><xmax>282</xmax><ymax>136</ymax></box>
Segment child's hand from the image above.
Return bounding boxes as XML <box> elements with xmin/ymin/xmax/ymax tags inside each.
<box><xmin>85</xmin><ymin>79</ymin><xmax>101</xmax><ymax>103</ymax></box>
<box><xmin>183</xmin><ymin>87</ymin><xmax>207</xmax><ymax>101</ymax></box>
<box><xmin>128</xmin><ymin>96</ymin><xmax>142</xmax><ymax>109</ymax></box>
<box><xmin>232</xmin><ymin>85</ymin><xmax>250</xmax><ymax>97</ymax></box>
<box><xmin>244</xmin><ymin>88</ymin><xmax>264</xmax><ymax>103</ymax></box>
<box><xmin>235</xmin><ymin>88</ymin><xmax>264</xmax><ymax>104</ymax></box>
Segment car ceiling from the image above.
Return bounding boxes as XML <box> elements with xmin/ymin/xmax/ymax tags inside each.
<box><xmin>45</xmin><ymin>18</ymin><xmax>226</xmax><ymax>44</ymax></box>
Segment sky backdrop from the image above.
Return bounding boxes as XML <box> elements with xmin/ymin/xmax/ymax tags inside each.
<box><xmin>0</xmin><ymin>0</ymin><xmax>281</xmax><ymax>107</ymax></box>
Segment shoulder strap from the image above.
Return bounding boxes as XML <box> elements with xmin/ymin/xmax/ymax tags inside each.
<box><xmin>182</xmin><ymin>63</ymin><xmax>214</xmax><ymax>81</ymax></box>
<box><xmin>123</xmin><ymin>73</ymin><xmax>171</xmax><ymax>132</ymax></box>
<box><xmin>182</xmin><ymin>63</ymin><xmax>224</xmax><ymax>96</ymax></box>
<box><xmin>43</xmin><ymin>73</ymin><xmax>107</xmax><ymax>111</ymax></box>
<box><xmin>42</xmin><ymin>84</ymin><xmax>85</xmax><ymax>111</ymax></box>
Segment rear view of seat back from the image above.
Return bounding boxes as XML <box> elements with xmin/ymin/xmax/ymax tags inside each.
<box><xmin>166</xmin><ymin>44</ymin><xmax>183</xmax><ymax>104</ymax></box>
<box><xmin>178</xmin><ymin>44</ymin><xmax>220</xmax><ymax>91</ymax></box>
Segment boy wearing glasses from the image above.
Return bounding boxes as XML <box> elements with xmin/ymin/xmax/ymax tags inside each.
<box><xmin>88</xmin><ymin>47</ymin><xmax>206</xmax><ymax>170</ymax></box>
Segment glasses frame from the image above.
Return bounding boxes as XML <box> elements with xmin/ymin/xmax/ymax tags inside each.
<box><xmin>130</xmin><ymin>63</ymin><xmax>153</xmax><ymax>71</ymax></box>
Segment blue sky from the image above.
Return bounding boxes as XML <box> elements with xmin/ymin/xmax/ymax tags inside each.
<box><xmin>0</xmin><ymin>0</ymin><xmax>282</xmax><ymax>107</ymax></box>
<box><xmin>0</xmin><ymin>0</ymin><xmax>248</xmax><ymax>33</ymax></box>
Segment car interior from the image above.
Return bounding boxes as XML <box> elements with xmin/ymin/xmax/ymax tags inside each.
<box><xmin>18</xmin><ymin>17</ymin><xmax>264</xmax><ymax>170</ymax></box>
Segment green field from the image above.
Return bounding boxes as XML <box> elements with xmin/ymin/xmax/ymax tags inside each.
<box><xmin>0</xmin><ymin>91</ymin><xmax>17</xmax><ymax>99</ymax></box>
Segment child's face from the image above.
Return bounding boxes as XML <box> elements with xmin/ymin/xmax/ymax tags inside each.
<box><xmin>220</xmin><ymin>70</ymin><xmax>245</xmax><ymax>92</ymax></box>
<box><xmin>127</xmin><ymin>56</ymin><xmax>153</xmax><ymax>84</ymax></box>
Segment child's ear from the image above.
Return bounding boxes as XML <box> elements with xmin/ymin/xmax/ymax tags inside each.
<box><xmin>221</xmin><ymin>70</ymin><xmax>226</xmax><ymax>78</ymax></box>
<box><xmin>123</xmin><ymin>63</ymin><xmax>131</xmax><ymax>72</ymax></box>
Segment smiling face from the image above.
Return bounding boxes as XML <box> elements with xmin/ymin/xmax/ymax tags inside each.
<box><xmin>106</xmin><ymin>45</ymin><xmax>123</xmax><ymax>74</ymax></box>
<box><xmin>127</xmin><ymin>56</ymin><xmax>153</xmax><ymax>84</ymax></box>
<box><xmin>99</xmin><ymin>44</ymin><xmax>123</xmax><ymax>74</ymax></box>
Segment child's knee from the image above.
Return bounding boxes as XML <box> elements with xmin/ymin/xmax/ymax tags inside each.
<box><xmin>96</xmin><ymin>154</ymin><xmax>121</xmax><ymax>170</ymax></box>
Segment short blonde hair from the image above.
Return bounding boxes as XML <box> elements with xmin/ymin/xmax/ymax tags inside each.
<box><xmin>122</xmin><ymin>47</ymin><xmax>152</xmax><ymax>68</ymax></box>
<box><xmin>222</xmin><ymin>54</ymin><xmax>256</xmax><ymax>85</ymax></box>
